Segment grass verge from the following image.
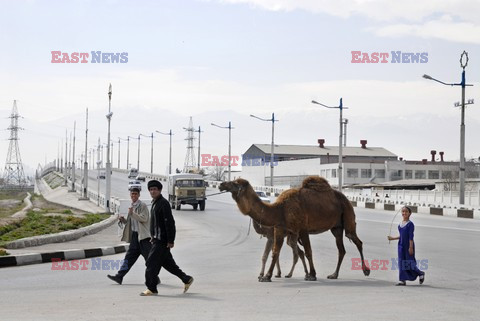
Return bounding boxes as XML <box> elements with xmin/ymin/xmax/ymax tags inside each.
<box><xmin>0</xmin><ymin>212</ymin><xmax>110</xmax><ymax>247</ymax></box>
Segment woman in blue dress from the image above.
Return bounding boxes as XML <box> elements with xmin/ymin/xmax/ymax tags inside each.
<box><xmin>388</xmin><ymin>206</ymin><xmax>425</xmax><ymax>286</ymax></box>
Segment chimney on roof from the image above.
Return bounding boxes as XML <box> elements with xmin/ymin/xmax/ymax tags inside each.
<box><xmin>360</xmin><ymin>140</ymin><xmax>367</xmax><ymax>148</ymax></box>
<box><xmin>430</xmin><ymin>150</ymin><xmax>436</xmax><ymax>162</ymax></box>
<box><xmin>422</xmin><ymin>159</ymin><xmax>427</xmax><ymax>164</ymax></box>
<box><xmin>439</xmin><ymin>151</ymin><xmax>444</xmax><ymax>162</ymax></box>
<box><xmin>318</xmin><ymin>139</ymin><xmax>325</xmax><ymax>148</ymax></box>
<box><xmin>399</xmin><ymin>157</ymin><xmax>403</xmax><ymax>161</ymax></box>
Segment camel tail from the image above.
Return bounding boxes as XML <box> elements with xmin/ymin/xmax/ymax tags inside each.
<box><xmin>301</xmin><ymin>176</ymin><xmax>332</xmax><ymax>193</ymax></box>
<box><xmin>335</xmin><ymin>190</ymin><xmax>358</xmax><ymax>240</ymax></box>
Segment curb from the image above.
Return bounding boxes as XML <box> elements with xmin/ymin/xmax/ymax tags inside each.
<box><xmin>0</xmin><ymin>244</ymin><xmax>129</xmax><ymax>268</ymax></box>
<box><xmin>4</xmin><ymin>215</ymin><xmax>117</xmax><ymax>249</ymax></box>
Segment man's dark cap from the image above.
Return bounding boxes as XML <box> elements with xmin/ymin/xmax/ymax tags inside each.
<box><xmin>148</xmin><ymin>180</ymin><xmax>163</xmax><ymax>190</ymax></box>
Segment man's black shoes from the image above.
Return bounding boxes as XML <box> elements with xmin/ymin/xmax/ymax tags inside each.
<box><xmin>107</xmin><ymin>274</ymin><xmax>123</xmax><ymax>285</ymax></box>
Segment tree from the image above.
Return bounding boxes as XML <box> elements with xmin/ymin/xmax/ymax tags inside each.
<box><xmin>207</xmin><ymin>165</ymin><xmax>226</xmax><ymax>181</ymax></box>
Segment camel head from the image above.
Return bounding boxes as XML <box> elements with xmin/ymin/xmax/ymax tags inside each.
<box><xmin>219</xmin><ymin>179</ymin><xmax>256</xmax><ymax>214</ymax></box>
<box><xmin>219</xmin><ymin>178</ymin><xmax>251</xmax><ymax>196</ymax></box>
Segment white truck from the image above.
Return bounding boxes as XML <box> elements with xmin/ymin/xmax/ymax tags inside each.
<box><xmin>128</xmin><ymin>168</ymin><xmax>138</xmax><ymax>178</ymax></box>
<box><xmin>167</xmin><ymin>173</ymin><xmax>206</xmax><ymax>211</ymax></box>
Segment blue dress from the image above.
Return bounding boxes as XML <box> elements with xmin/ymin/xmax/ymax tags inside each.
<box><xmin>398</xmin><ymin>221</ymin><xmax>424</xmax><ymax>281</ymax></box>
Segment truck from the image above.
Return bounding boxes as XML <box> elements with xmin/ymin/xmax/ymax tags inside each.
<box><xmin>128</xmin><ymin>168</ymin><xmax>138</xmax><ymax>178</ymax></box>
<box><xmin>167</xmin><ymin>173</ymin><xmax>206</xmax><ymax>211</ymax></box>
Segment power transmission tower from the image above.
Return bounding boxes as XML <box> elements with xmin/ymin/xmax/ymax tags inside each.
<box><xmin>2</xmin><ymin>100</ymin><xmax>26</xmax><ymax>188</ymax></box>
<box><xmin>183</xmin><ymin>117</ymin><xmax>196</xmax><ymax>173</ymax></box>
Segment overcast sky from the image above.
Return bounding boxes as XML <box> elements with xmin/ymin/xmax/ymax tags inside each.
<box><xmin>1</xmin><ymin>0</ymin><xmax>480</xmax><ymax>176</ymax></box>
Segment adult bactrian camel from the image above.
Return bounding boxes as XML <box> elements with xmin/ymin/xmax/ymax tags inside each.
<box><xmin>251</xmin><ymin>220</ymin><xmax>308</xmax><ymax>280</ymax></box>
<box><xmin>219</xmin><ymin>176</ymin><xmax>370</xmax><ymax>282</ymax></box>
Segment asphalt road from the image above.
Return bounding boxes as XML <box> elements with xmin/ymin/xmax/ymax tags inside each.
<box><xmin>1</xmin><ymin>185</ymin><xmax>479</xmax><ymax>320</ymax></box>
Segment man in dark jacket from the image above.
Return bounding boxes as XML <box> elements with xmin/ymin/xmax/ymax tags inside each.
<box><xmin>140</xmin><ymin>180</ymin><xmax>194</xmax><ymax>296</ymax></box>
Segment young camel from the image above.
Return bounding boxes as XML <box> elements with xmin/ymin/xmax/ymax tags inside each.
<box><xmin>219</xmin><ymin>176</ymin><xmax>370</xmax><ymax>282</ymax></box>
<box><xmin>251</xmin><ymin>220</ymin><xmax>308</xmax><ymax>280</ymax></box>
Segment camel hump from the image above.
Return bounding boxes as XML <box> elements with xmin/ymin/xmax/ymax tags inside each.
<box><xmin>301</xmin><ymin>176</ymin><xmax>332</xmax><ymax>192</ymax></box>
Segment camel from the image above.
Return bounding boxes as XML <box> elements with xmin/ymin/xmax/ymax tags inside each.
<box><xmin>219</xmin><ymin>176</ymin><xmax>370</xmax><ymax>282</ymax></box>
<box><xmin>251</xmin><ymin>219</ymin><xmax>308</xmax><ymax>280</ymax></box>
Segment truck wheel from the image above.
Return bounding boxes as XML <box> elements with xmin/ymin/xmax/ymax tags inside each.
<box><xmin>176</xmin><ymin>203</ymin><xmax>181</xmax><ymax>210</ymax></box>
<box><xmin>199</xmin><ymin>200</ymin><xmax>205</xmax><ymax>211</ymax></box>
<box><xmin>193</xmin><ymin>204</ymin><xmax>198</xmax><ymax>210</ymax></box>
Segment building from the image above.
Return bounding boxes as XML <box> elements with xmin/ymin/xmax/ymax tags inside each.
<box><xmin>241</xmin><ymin>140</ymin><xmax>480</xmax><ymax>191</ymax></box>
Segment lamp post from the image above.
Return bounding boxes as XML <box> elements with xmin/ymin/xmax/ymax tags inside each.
<box><xmin>70</xmin><ymin>121</ymin><xmax>76</xmax><ymax>192</ymax></box>
<box><xmin>126</xmin><ymin>136</ymin><xmax>133</xmax><ymax>169</ymax></box>
<box><xmin>140</xmin><ymin>133</ymin><xmax>154</xmax><ymax>173</ymax></box>
<box><xmin>194</xmin><ymin>126</ymin><xmax>202</xmax><ymax>171</ymax></box>
<box><xmin>105</xmin><ymin>83</ymin><xmax>113</xmax><ymax>213</ymax></box>
<box><xmin>422</xmin><ymin>51</ymin><xmax>474</xmax><ymax>205</ymax></box>
<box><xmin>136</xmin><ymin>134</ymin><xmax>141</xmax><ymax>171</ymax></box>
<box><xmin>250</xmin><ymin>113</ymin><xmax>278</xmax><ymax>186</ymax></box>
<box><xmin>64</xmin><ymin>130</ymin><xmax>68</xmax><ymax>186</ymax></box>
<box><xmin>157</xmin><ymin>130</ymin><xmax>173</xmax><ymax>175</ymax></box>
<box><xmin>81</xmin><ymin>108</ymin><xmax>89</xmax><ymax>200</ymax></box>
<box><xmin>312</xmin><ymin>98</ymin><xmax>348</xmax><ymax>192</ymax></box>
<box><xmin>211</xmin><ymin>121</ymin><xmax>234</xmax><ymax>181</ymax></box>
<box><xmin>342</xmin><ymin>119</ymin><xmax>348</xmax><ymax>147</ymax></box>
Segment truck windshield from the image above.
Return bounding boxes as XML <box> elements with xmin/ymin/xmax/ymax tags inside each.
<box><xmin>176</xmin><ymin>180</ymin><xmax>204</xmax><ymax>187</ymax></box>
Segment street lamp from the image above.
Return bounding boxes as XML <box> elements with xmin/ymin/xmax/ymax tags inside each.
<box><xmin>105</xmin><ymin>83</ymin><xmax>113</xmax><ymax>213</ymax></box>
<box><xmin>194</xmin><ymin>126</ymin><xmax>202</xmax><ymax>171</ymax></box>
<box><xmin>422</xmin><ymin>51</ymin><xmax>474</xmax><ymax>205</ymax></box>
<box><xmin>342</xmin><ymin>119</ymin><xmax>348</xmax><ymax>147</ymax></box>
<box><xmin>250</xmin><ymin>113</ymin><xmax>278</xmax><ymax>186</ymax></box>
<box><xmin>136</xmin><ymin>134</ymin><xmax>141</xmax><ymax>171</ymax></box>
<box><xmin>211</xmin><ymin>121</ymin><xmax>234</xmax><ymax>181</ymax></box>
<box><xmin>157</xmin><ymin>130</ymin><xmax>173</xmax><ymax>175</ymax></box>
<box><xmin>81</xmin><ymin>108</ymin><xmax>89</xmax><ymax>200</ymax></box>
<box><xmin>140</xmin><ymin>133</ymin><xmax>154</xmax><ymax>173</ymax></box>
<box><xmin>126</xmin><ymin>136</ymin><xmax>134</xmax><ymax>169</ymax></box>
<box><xmin>312</xmin><ymin>98</ymin><xmax>348</xmax><ymax>192</ymax></box>
<box><xmin>70</xmin><ymin>121</ymin><xmax>76</xmax><ymax>192</ymax></box>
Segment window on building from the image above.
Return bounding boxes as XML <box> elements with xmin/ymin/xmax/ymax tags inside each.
<box><xmin>390</xmin><ymin>170</ymin><xmax>403</xmax><ymax>180</ymax></box>
<box><xmin>405</xmin><ymin>170</ymin><xmax>413</xmax><ymax>179</ymax></box>
<box><xmin>428</xmin><ymin>170</ymin><xmax>440</xmax><ymax>179</ymax></box>
<box><xmin>415</xmin><ymin>170</ymin><xmax>426</xmax><ymax>179</ymax></box>
<box><xmin>442</xmin><ymin>171</ymin><xmax>454</xmax><ymax>179</ymax></box>
<box><xmin>361</xmin><ymin>169</ymin><xmax>372</xmax><ymax>178</ymax></box>
<box><xmin>374</xmin><ymin>169</ymin><xmax>385</xmax><ymax>178</ymax></box>
<box><xmin>326</xmin><ymin>169</ymin><xmax>330</xmax><ymax>178</ymax></box>
<box><xmin>331</xmin><ymin>169</ymin><xmax>337</xmax><ymax>178</ymax></box>
<box><xmin>347</xmin><ymin>168</ymin><xmax>359</xmax><ymax>178</ymax></box>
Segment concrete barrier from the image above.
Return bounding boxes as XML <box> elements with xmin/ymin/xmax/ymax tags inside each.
<box><xmin>457</xmin><ymin>209</ymin><xmax>474</xmax><ymax>219</ymax></box>
<box><xmin>365</xmin><ymin>202</ymin><xmax>375</xmax><ymax>209</ymax></box>
<box><xmin>430</xmin><ymin>207</ymin><xmax>443</xmax><ymax>216</ymax></box>
<box><xmin>384</xmin><ymin>204</ymin><xmax>395</xmax><ymax>211</ymax></box>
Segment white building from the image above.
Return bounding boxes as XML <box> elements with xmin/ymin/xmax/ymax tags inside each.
<box><xmin>241</xmin><ymin>140</ymin><xmax>480</xmax><ymax>191</ymax></box>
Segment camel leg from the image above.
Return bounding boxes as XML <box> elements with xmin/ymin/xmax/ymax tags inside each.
<box><xmin>285</xmin><ymin>234</ymin><xmax>298</xmax><ymax>278</ymax></box>
<box><xmin>260</xmin><ymin>227</ymin><xmax>284</xmax><ymax>282</ymax></box>
<box><xmin>275</xmin><ymin>252</ymin><xmax>282</xmax><ymax>278</ymax></box>
<box><xmin>299</xmin><ymin>231</ymin><xmax>316</xmax><ymax>281</ymax></box>
<box><xmin>328</xmin><ymin>227</ymin><xmax>346</xmax><ymax>279</ymax></box>
<box><xmin>285</xmin><ymin>234</ymin><xmax>308</xmax><ymax>278</ymax></box>
<box><xmin>347</xmin><ymin>231</ymin><xmax>371</xmax><ymax>277</ymax></box>
<box><xmin>258</xmin><ymin>238</ymin><xmax>273</xmax><ymax>280</ymax></box>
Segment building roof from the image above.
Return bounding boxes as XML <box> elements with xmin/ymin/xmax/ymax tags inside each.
<box><xmin>247</xmin><ymin>144</ymin><xmax>398</xmax><ymax>158</ymax></box>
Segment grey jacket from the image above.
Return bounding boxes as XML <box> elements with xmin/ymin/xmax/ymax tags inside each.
<box><xmin>121</xmin><ymin>201</ymin><xmax>151</xmax><ymax>243</ymax></box>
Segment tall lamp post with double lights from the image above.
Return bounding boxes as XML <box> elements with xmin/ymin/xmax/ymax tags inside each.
<box><xmin>250</xmin><ymin>113</ymin><xmax>278</xmax><ymax>186</ymax></box>
<box><xmin>140</xmin><ymin>133</ymin><xmax>154</xmax><ymax>173</ymax></box>
<box><xmin>156</xmin><ymin>130</ymin><xmax>173</xmax><ymax>175</ymax></box>
<box><xmin>211</xmin><ymin>122</ymin><xmax>234</xmax><ymax>181</ymax></box>
<box><xmin>105</xmin><ymin>84</ymin><xmax>113</xmax><ymax>213</ymax></box>
<box><xmin>311</xmin><ymin>98</ymin><xmax>348</xmax><ymax>192</ymax></box>
<box><xmin>423</xmin><ymin>51</ymin><xmax>474</xmax><ymax>205</ymax></box>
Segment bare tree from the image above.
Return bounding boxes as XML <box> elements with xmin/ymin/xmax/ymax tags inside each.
<box><xmin>207</xmin><ymin>165</ymin><xmax>226</xmax><ymax>181</ymax></box>
<box><xmin>440</xmin><ymin>162</ymin><xmax>479</xmax><ymax>191</ymax></box>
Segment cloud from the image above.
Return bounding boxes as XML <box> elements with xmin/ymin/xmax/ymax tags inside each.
<box><xmin>213</xmin><ymin>0</ymin><xmax>480</xmax><ymax>43</ymax></box>
<box><xmin>371</xmin><ymin>15</ymin><xmax>480</xmax><ymax>44</ymax></box>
